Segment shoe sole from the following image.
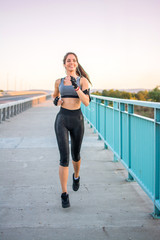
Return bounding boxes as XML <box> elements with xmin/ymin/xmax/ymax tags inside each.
<box><xmin>72</xmin><ymin>185</ymin><xmax>79</xmax><ymax>191</ymax></box>
<box><xmin>62</xmin><ymin>203</ymin><xmax>70</xmax><ymax>208</ymax></box>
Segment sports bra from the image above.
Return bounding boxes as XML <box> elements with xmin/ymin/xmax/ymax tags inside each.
<box><xmin>59</xmin><ymin>77</ymin><xmax>81</xmax><ymax>98</ymax></box>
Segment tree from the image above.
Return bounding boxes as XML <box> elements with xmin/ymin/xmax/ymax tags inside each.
<box><xmin>120</xmin><ymin>91</ymin><xmax>132</xmax><ymax>99</ymax></box>
<box><xmin>102</xmin><ymin>90</ymin><xmax>108</xmax><ymax>96</ymax></box>
<box><xmin>148</xmin><ymin>86</ymin><xmax>160</xmax><ymax>102</ymax></box>
<box><xmin>92</xmin><ymin>91</ymin><xmax>102</xmax><ymax>96</ymax></box>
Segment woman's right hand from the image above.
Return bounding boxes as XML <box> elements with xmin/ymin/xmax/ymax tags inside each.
<box><xmin>53</xmin><ymin>96</ymin><xmax>63</xmax><ymax>106</ymax></box>
<box><xmin>57</xmin><ymin>99</ymin><xmax>63</xmax><ymax>106</ymax></box>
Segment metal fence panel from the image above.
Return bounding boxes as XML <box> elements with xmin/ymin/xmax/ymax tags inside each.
<box><xmin>81</xmin><ymin>95</ymin><xmax>160</xmax><ymax>218</ymax></box>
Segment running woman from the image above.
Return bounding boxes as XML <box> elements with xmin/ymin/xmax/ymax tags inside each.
<box><xmin>53</xmin><ymin>52</ymin><xmax>91</xmax><ymax>208</ymax></box>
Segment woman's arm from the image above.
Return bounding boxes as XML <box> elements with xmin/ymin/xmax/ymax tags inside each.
<box><xmin>53</xmin><ymin>79</ymin><xmax>63</xmax><ymax>106</ymax></box>
<box><xmin>76</xmin><ymin>77</ymin><xmax>90</xmax><ymax>107</ymax></box>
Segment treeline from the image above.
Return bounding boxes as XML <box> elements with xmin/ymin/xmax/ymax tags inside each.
<box><xmin>92</xmin><ymin>86</ymin><xmax>160</xmax><ymax>102</ymax></box>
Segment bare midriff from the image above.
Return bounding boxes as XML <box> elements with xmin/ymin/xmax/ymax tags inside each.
<box><xmin>61</xmin><ymin>97</ymin><xmax>81</xmax><ymax>110</ymax></box>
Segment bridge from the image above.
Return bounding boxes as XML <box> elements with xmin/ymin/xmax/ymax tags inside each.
<box><xmin>0</xmin><ymin>95</ymin><xmax>160</xmax><ymax>240</ymax></box>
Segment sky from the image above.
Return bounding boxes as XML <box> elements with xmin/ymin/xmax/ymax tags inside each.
<box><xmin>0</xmin><ymin>0</ymin><xmax>160</xmax><ymax>91</ymax></box>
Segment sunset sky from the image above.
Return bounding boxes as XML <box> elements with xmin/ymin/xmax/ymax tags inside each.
<box><xmin>0</xmin><ymin>0</ymin><xmax>160</xmax><ymax>91</ymax></box>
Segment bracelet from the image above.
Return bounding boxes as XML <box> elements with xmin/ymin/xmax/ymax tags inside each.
<box><xmin>75</xmin><ymin>86</ymin><xmax>80</xmax><ymax>91</ymax></box>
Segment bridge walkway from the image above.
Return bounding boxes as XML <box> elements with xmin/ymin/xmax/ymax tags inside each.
<box><xmin>0</xmin><ymin>99</ymin><xmax>159</xmax><ymax>240</ymax></box>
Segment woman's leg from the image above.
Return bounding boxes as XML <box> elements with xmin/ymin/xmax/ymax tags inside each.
<box><xmin>72</xmin><ymin>159</ymin><xmax>81</xmax><ymax>178</ymax></box>
<box><xmin>59</xmin><ymin>166</ymin><xmax>69</xmax><ymax>193</ymax></box>
<box><xmin>70</xmin><ymin>113</ymin><xmax>84</xmax><ymax>179</ymax></box>
<box><xmin>55</xmin><ymin>113</ymin><xmax>69</xmax><ymax>193</ymax></box>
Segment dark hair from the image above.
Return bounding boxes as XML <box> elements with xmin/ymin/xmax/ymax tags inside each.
<box><xmin>63</xmin><ymin>52</ymin><xmax>92</xmax><ymax>85</ymax></box>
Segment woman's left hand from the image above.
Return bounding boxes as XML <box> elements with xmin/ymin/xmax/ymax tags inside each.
<box><xmin>70</xmin><ymin>76</ymin><xmax>78</xmax><ymax>89</ymax></box>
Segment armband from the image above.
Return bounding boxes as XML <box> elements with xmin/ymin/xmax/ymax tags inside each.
<box><xmin>53</xmin><ymin>96</ymin><xmax>60</xmax><ymax>106</ymax></box>
<box><xmin>83</xmin><ymin>89</ymin><xmax>91</xmax><ymax>102</ymax></box>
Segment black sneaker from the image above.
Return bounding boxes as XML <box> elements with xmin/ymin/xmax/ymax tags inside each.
<box><xmin>61</xmin><ymin>192</ymin><xmax>70</xmax><ymax>208</ymax></box>
<box><xmin>72</xmin><ymin>173</ymin><xmax>80</xmax><ymax>191</ymax></box>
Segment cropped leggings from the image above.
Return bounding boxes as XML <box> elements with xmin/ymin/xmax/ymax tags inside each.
<box><xmin>55</xmin><ymin>107</ymin><xmax>84</xmax><ymax>167</ymax></box>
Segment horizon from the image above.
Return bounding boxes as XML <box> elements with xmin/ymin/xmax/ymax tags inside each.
<box><xmin>0</xmin><ymin>87</ymin><xmax>157</xmax><ymax>93</ymax></box>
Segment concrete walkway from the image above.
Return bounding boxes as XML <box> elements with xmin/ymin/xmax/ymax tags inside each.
<box><xmin>0</xmin><ymin>99</ymin><xmax>160</xmax><ymax>240</ymax></box>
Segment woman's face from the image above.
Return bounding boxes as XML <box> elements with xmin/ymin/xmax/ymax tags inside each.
<box><xmin>64</xmin><ymin>54</ymin><xmax>78</xmax><ymax>73</ymax></box>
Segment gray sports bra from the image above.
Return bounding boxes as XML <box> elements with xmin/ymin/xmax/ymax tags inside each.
<box><xmin>59</xmin><ymin>77</ymin><xmax>81</xmax><ymax>98</ymax></box>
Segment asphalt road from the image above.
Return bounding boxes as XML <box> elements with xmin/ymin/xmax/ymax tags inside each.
<box><xmin>0</xmin><ymin>93</ymin><xmax>46</xmax><ymax>104</ymax></box>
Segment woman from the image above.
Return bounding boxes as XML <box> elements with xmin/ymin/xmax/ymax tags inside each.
<box><xmin>53</xmin><ymin>52</ymin><xmax>91</xmax><ymax>208</ymax></box>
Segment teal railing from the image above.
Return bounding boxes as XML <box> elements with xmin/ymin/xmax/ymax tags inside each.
<box><xmin>81</xmin><ymin>95</ymin><xmax>160</xmax><ymax>218</ymax></box>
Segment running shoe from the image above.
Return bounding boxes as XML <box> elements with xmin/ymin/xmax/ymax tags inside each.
<box><xmin>61</xmin><ymin>192</ymin><xmax>70</xmax><ymax>208</ymax></box>
<box><xmin>72</xmin><ymin>173</ymin><xmax>80</xmax><ymax>191</ymax></box>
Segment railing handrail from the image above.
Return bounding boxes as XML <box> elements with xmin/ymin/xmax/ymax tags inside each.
<box><xmin>0</xmin><ymin>94</ymin><xmax>51</xmax><ymax>109</ymax></box>
<box><xmin>0</xmin><ymin>94</ymin><xmax>52</xmax><ymax>123</ymax></box>
<box><xmin>91</xmin><ymin>94</ymin><xmax>160</xmax><ymax>109</ymax></box>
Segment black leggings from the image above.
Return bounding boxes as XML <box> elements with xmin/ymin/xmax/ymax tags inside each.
<box><xmin>55</xmin><ymin>107</ymin><xmax>84</xmax><ymax>167</ymax></box>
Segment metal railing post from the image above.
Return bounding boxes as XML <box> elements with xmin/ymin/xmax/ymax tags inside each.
<box><xmin>126</xmin><ymin>104</ymin><xmax>135</xmax><ymax>182</ymax></box>
<box><xmin>96</xmin><ymin>98</ymin><xmax>101</xmax><ymax>137</ymax></box>
<box><xmin>119</xmin><ymin>103</ymin><xmax>125</xmax><ymax>163</ymax></box>
<box><xmin>152</xmin><ymin>108</ymin><xmax>160</xmax><ymax>218</ymax></box>
<box><xmin>2</xmin><ymin>108</ymin><xmax>6</xmax><ymax>121</ymax></box>
<box><xmin>104</xmin><ymin>100</ymin><xmax>108</xmax><ymax>149</ymax></box>
<box><xmin>113</xmin><ymin>101</ymin><xmax>119</xmax><ymax>162</ymax></box>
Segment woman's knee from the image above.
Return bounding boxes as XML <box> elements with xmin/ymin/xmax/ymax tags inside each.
<box><xmin>60</xmin><ymin>158</ymin><xmax>69</xmax><ymax>167</ymax></box>
<box><xmin>72</xmin><ymin>153</ymin><xmax>81</xmax><ymax>162</ymax></box>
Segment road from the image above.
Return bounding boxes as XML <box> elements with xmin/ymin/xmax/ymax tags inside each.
<box><xmin>0</xmin><ymin>93</ymin><xmax>48</xmax><ymax>104</ymax></box>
